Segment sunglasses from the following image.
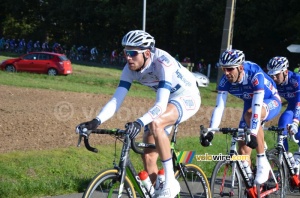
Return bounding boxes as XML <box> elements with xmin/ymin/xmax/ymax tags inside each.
<box><xmin>124</xmin><ymin>49</ymin><xmax>147</xmax><ymax>57</ymax></box>
<box><xmin>221</xmin><ymin>67</ymin><xmax>236</xmax><ymax>72</ymax></box>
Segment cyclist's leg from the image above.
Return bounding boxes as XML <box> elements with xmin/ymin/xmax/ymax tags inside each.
<box><xmin>244</xmin><ymin>98</ymin><xmax>281</xmax><ymax>184</ymax></box>
<box><xmin>144</xmin><ymin>92</ymin><xmax>200</xmax><ymax>197</ymax></box>
<box><xmin>278</xmin><ymin>110</ymin><xmax>294</xmax><ymax>151</ymax></box>
<box><xmin>142</xmin><ymin>129</ymin><xmax>159</xmax><ymax>183</ymax></box>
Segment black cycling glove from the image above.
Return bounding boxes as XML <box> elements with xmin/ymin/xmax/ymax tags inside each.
<box><xmin>200</xmin><ymin>132</ymin><xmax>214</xmax><ymax>147</ymax></box>
<box><xmin>125</xmin><ymin>121</ymin><xmax>142</xmax><ymax>139</ymax></box>
<box><xmin>246</xmin><ymin>134</ymin><xmax>258</xmax><ymax>149</ymax></box>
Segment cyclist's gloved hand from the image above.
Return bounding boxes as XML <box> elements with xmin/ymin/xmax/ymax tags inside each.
<box><xmin>288</xmin><ymin>121</ymin><xmax>299</xmax><ymax>135</ymax></box>
<box><xmin>246</xmin><ymin>134</ymin><xmax>258</xmax><ymax>149</ymax></box>
<box><xmin>75</xmin><ymin>118</ymin><xmax>101</xmax><ymax>135</ymax></box>
<box><xmin>200</xmin><ymin>132</ymin><xmax>214</xmax><ymax>147</ymax></box>
<box><xmin>125</xmin><ymin>121</ymin><xmax>142</xmax><ymax>139</ymax></box>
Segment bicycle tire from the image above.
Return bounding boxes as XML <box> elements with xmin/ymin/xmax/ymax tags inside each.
<box><xmin>210</xmin><ymin>160</ymin><xmax>243</xmax><ymax>198</ymax></box>
<box><xmin>174</xmin><ymin>163</ymin><xmax>212</xmax><ymax>198</ymax></box>
<box><xmin>263</xmin><ymin>153</ymin><xmax>285</xmax><ymax>198</ymax></box>
<box><xmin>82</xmin><ymin>168</ymin><xmax>136</xmax><ymax>198</ymax></box>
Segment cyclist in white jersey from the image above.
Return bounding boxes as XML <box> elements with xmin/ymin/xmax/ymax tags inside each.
<box><xmin>76</xmin><ymin>30</ymin><xmax>201</xmax><ymax>198</ymax></box>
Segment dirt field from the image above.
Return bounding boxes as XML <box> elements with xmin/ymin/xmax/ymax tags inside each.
<box><xmin>0</xmin><ymin>85</ymin><xmax>279</xmax><ymax>154</ymax></box>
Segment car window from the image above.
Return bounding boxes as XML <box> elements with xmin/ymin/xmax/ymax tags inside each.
<box><xmin>38</xmin><ymin>54</ymin><xmax>53</xmax><ymax>60</ymax></box>
<box><xmin>23</xmin><ymin>54</ymin><xmax>38</xmax><ymax>60</ymax></box>
<box><xmin>58</xmin><ymin>55</ymin><xmax>69</xmax><ymax>61</ymax></box>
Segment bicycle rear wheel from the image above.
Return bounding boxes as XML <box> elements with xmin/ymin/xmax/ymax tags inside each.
<box><xmin>82</xmin><ymin>168</ymin><xmax>136</xmax><ymax>198</ymax></box>
<box><xmin>210</xmin><ymin>160</ymin><xmax>243</xmax><ymax>198</ymax></box>
<box><xmin>175</xmin><ymin>163</ymin><xmax>211</xmax><ymax>198</ymax></box>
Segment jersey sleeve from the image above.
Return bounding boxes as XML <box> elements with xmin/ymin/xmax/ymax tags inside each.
<box><xmin>249</xmin><ymin>73</ymin><xmax>265</xmax><ymax>135</ymax></box>
<box><xmin>292</xmin><ymin>75</ymin><xmax>300</xmax><ymax>122</ymax></box>
<box><xmin>96</xmin><ymin>67</ymin><xmax>133</xmax><ymax>123</ymax></box>
<box><xmin>209</xmin><ymin>91</ymin><xmax>228</xmax><ymax>128</ymax></box>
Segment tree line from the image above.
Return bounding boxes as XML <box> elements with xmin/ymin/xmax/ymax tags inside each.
<box><xmin>0</xmin><ymin>0</ymin><xmax>299</xmax><ymax>75</ymax></box>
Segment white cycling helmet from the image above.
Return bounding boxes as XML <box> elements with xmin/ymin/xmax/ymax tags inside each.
<box><xmin>219</xmin><ymin>49</ymin><xmax>245</xmax><ymax>67</ymax></box>
<box><xmin>122</xmin><ymin>30</ymin><xmax>155</xmax><ymax>49</ymax></box>
<box><xmin>267</xmin><ymin>56</ymin><xmax>289</xmax><ymax>75</ymax></box>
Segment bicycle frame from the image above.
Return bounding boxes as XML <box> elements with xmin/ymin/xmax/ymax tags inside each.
<box><xmin>266</xmin><ymin>126</ymin><xmax>300</xmax><ymax>188</ymax></box>
<box><xmin>78</xmin><ymin>125</ymin><xmax>211</xmax><ymax>198</ymax></box>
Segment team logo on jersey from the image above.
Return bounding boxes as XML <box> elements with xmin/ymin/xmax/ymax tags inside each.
<box><xmin>149</xmin><ymin>106</ymin><xmax>162</xmax><ymax>118</ymax></box>
<box><xmin>158</xmin><ymin>55</ymin><xmax>172</xmax><ymax>67</ymax></box>
<box><xmin>181</xmin><ymin>96</ymin><xmax>196</xmax><ymax>110</ymax></box>
<box><xmin>291</xmin><ymin>79</ymin><xmax>299</xmax><ymax>88</ymax></box>
<box><xmin>267</xmin><ymin>100</ymin><xmax>279</xmax><ymax>110</ymax></box>
<box><xmin>251</xmin><ymin>77</ymin><xmax>259</xmax><ymax>87</ymax></box>
<box><xmin>295</xmin><ymin>103</ymin><xmax>300</xmax><ymax>117</ymax></box>
<box><xmin>219</xmin><ymin>78</ymin><xmax>227</xmax><ymax>87</ymax></box>
<box><xmin>243</xmin><ymin>92</ymin><xmax>253</xmax><ymax>99</ymax></box>
<box><xmin>286</xmin><ymin>92</ymin><xmax>295</xmax><ymax>98</ymax></box>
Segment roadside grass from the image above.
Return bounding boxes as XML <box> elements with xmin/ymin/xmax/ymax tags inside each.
<box><xmin>0</xmin><ymin>54</ymin><xmax>288</xmax><ymax>197</ymax></box>
<box><xmin>0</xmin><ymin>130</ymin><xmax>295</xmax><ymax>198</ymax></box>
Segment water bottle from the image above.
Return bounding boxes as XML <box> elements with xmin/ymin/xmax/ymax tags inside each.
<box><xmin>155</xmin><ymin>169</ymin><xmax>165</xmax><ymax>191</ymax></box>
<box><xmin>242</xmin><ymin>161</ymin><xmax>253</xmax><ymax>180</ymax></box>
<box><xmin>138</xmin><ymin>170</ymin><xmax>155</xmax><ymax>197</ymax></box>
<box><xmin>287</xmin><ymin>152</ymin><xmax>295</xmax><ymax>168</ymax></box>
<box><xmin>293</xmin><ymin>152</ymin><xmax>300</xmax><ymax>175</ymax></box>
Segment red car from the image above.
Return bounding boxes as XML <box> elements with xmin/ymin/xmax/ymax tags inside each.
<box><xmin>0</xmin><ymin>52</ymin><xmax>72</xmax><ymax>75</ymax></box>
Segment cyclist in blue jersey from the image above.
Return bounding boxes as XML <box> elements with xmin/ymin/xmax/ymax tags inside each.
<box><xmin>76</xmin><ymin>30</ymin><xmax>201</xmax><ymax>198</ymax></box>
<box><xmin>267</xmin><ymin>56</ymin><xmax>300</xmax><ymax>170</ymax></box>
<box><xmin>200</xmin><ymin>49</ymin><xmax>282</xmax><ymax>184</ymax></box>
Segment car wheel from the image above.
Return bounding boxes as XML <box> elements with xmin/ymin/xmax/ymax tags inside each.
<box><xmin>48</xmin><ymin>68</ymin><xmax>58</xmax><ymax>76</ymax></box>
<box><xmin>5</xmin><ymin>65</ymin><xmax>16</xmax><ymax>72</ymax></box>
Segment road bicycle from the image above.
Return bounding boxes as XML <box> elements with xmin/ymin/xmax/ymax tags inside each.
<box><xmin>200</xmin><ymin>125</ymin><xmax>284</xmax><ymax>198</ymax></box>
<box><xmin>76</xmin><ymin>124</ymin><xmax>211</xmax><ymax>198</ymax></box>
<box><xmin>265</xmin><ymin>126</ymin><xmax>300</xmax><ymax>194</ymax></box>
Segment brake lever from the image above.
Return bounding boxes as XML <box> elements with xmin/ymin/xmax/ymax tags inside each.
<box><xmin>77</xmin><ymin>135</ymin><xmax>83</xmax><ymax>147</ymax></box>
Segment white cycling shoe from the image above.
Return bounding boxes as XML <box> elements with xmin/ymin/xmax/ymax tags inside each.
<box><xmin>254</xmin><ymin>159</ymin><xmax>271</xmax><ymax>184</ymax></box>
<box><xmin>155</xmin><ymin>179</ymin><xmax>180</xmax><ymax>198</ymax></box>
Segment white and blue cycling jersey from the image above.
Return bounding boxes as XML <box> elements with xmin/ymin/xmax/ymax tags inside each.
<box><xmin>276</xmin><ymin>71</ymin><xmax>300</xmax><ymax>148</ymax></box>
<box><xmin>210</xmin><ymin>61</ymin><xmax>282</xmax><ymax>135</ymax></box>
<box><xmin>96</xmin><ymin>47</ymin><xmax>200</xmax><ymax>128</ymax></box>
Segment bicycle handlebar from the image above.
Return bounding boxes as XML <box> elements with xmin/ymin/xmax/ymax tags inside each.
<box><xmin>264</xmin><ymin>125</ymin><xmax>299</xmax><ymax>144</ymax></box>
<box><xmin>200</xmin><ymin>125</ymin><xmax>251</xmax><ymax>143</ymax></box>
<box><xmin>76</xmin><ymin>128</ymin><xmax>156</xmax><ymax>154</ymax></box>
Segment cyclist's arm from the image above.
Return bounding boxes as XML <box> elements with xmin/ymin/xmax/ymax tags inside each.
<box><xmin>249</xmin><ymin>73</ymin><xmax>265</xmax><ymax>136</ymax></box>
<box><xmin>209</xmin><ymin>91</ymin><xmax>228</xmax><ymax>128</ymax></box>
<box><xmin>292</xmin><ymin>75</ymin><xmax>300</xmax><ymax>123</ymax></box>
<box><xmin>293</xmin><ymin>90</ymin><xmax>300</xmax><ymax>123</ymax></box>
<box><xmin>96</xmin><ymin>67</ymin><xmax>133</xmax><ymax>123</ymax></box>
<box><xmin>96</xmin><ymin>85</ymin><xmax>129</xmax><ymax>123</ymax></box>
<box><xmin>136</xmin><ymin>85</ymin><xmax>170</xmax><ymax>126</ymax></box>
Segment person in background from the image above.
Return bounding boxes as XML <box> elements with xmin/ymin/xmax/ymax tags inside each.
<box><xmin>76</xmin><ymin>30</ymin><xmax>201</xmax><ymax>197</ymax></box>
<box><xmin>201</xmin><ymin>49</ymin><xmax>282</xmax><ymax>184</ymax></box>
<box><xmin>266</xmin><ymin>56</ymin><xmax>300</xmax><ymax>171</ymax></box>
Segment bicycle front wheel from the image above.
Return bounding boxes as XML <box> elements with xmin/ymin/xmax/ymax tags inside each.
<box><xmin>264</xmin><ymin>153</ymin><xmax>285</xmax><ymax>198</ymax></box>
<box><xmin>82</xmin><ymin>168</ymin><xmax>136</xmax><ymax>198</ymax></box>
<box><xmin>210</xmin><ymin>160</ymin><xmax>243</xmax><ymax>198</ymax></box>
<box><xmin>175</xmin><ymin>163</ymin><xmax>211</xmax><ymax>198</ymax></box>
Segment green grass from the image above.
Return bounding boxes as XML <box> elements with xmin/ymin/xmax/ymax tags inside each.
<box><xmin>0</xmin><ymin>54</ymin><xmax>285</xmax><ymax>197</ymax></box>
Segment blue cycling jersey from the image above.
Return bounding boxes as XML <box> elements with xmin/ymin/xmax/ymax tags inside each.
<box><xmin>277</xmin><ymin>71</ymin><xmax>300</xmax><ymax>121</ymax></box>
<box><xmin>210</xmin><ymin>61</ymin><xmax>281</xmax><ymax>135</ymax></box>
<box><xmin>218</xmin><ymin>61</ymin><xmax>279</xmax><ymax>102</ymax></box>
